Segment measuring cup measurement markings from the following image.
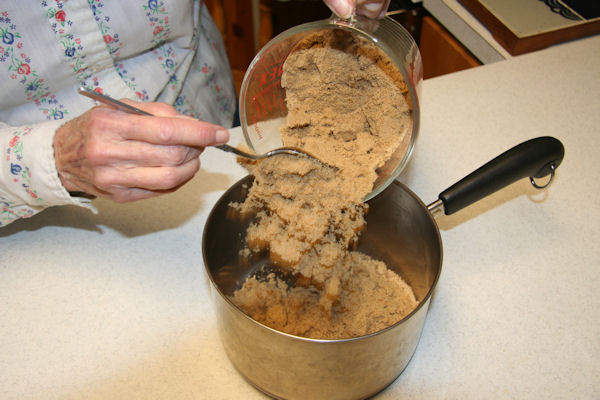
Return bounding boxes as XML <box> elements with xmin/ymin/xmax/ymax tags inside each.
<box><xmin>251</xmin><ymin>63</ymin><xmax>285</xmax><ymax>114</ymax></box>
<box><xmin>255</xmin><ymin>62</ymin><xmax>284</xmax><ymax>88</ymax></box>
<box><xmin>245</xmin><ymin>60</ymin><xmax>287</xmax><ymax>141</ymax></box>
<box><xmin>250</xmin><ymin>87</ymin><xmax>286</xmax><ymax>124</ymax></box>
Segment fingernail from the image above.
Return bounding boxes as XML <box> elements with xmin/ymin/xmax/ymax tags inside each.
<box><xmin>328</xmin><ymin>0</ymin><xmax>354</xmax><ymax>18</ymax></box>
<box><xmin>216</xmin><ymin>129</ymin><xmax>229</xmax><ymax>144</ymax></box>
<box><xmin>361</xmin><ymin>3</ymin><xmax>383</xmax><ymax>19</ymax></box>
<box><xmin>338</xmin><ymin>3</ymin><xmax>354</xmax><ymax>18</ymax></box>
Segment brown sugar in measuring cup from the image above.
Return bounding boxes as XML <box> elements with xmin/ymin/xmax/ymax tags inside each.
<box><xmin>239</xmin><ymin>14</ymin><xmax>423</xmax><ymax>201</ymax></box>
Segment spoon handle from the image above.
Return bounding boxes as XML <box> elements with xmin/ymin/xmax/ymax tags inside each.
<box><xmin>78</xmin><ymin>87</ymin><xmax>152</xmax><ymax>116</ymax></box>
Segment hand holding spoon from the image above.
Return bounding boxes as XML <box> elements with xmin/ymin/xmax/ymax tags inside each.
<box><xmin>77</xmin><ymin>87</ymin><xmax>321</xmax><ymax>163</ymax></box>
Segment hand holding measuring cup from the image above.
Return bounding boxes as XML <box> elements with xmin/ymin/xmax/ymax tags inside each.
<box><xmin>323</xmin><ymin>0</ymin><xmax>391</xmax><ymax>19</ymax></box>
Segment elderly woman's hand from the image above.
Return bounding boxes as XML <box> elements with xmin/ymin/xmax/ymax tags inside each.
<box><xmin>323</xmin><ymin>0</ymin><xmax>391</xmax><ymax>19</ymax></box>
<box><xmin>53</xmin><ymin>100</ymin><xmax>229</xmax><ymax>203</ymax></box>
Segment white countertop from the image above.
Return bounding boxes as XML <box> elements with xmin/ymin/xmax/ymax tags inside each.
<box><xmin>1</xmin><ymin>34</ymin><xmax>599</xmax><ymax>399</ymax></box>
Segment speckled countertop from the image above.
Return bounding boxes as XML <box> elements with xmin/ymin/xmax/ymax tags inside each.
<box><xmin>1</xmin><ymin>34</ymin><xmax>598</xmax><ymax>400</ymax></box>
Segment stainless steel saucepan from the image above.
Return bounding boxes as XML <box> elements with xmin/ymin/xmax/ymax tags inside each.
<box><xmin>202</xmin><ymin>136</ymin><xmax>564</xmax><ymax>400</ymax></box>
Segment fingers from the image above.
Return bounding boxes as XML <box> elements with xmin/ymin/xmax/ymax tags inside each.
<box><xmin>94</xmin><ymin>157</ymin><xmax>201</xmax><ymax>202</ymax></box>
<box><xmin>54</xmin><ymin>101</ymin><xmax>224</xmax><ymax>203</ymax></box>
<box><xmin>85</xmin><ymin>138</ymin><xmax>203</xmax><ymax>168</ymax></box>
<box><xmin>324</xmin><ymin>0</ymin><xmax>355</xmax><ymax>18</ymax></box>
<box><xmin>119</xmin><ymin>98</ymin><xmax>180</xmax><ymax>117</ymax></box>
<box><xmin>107</xmin><ymin>187</ymin><xmax>177</xmax><ymax>203</ymax></box>
<box><xmin>323</xmin><ymin>0</ymin><xmax>390</xmax><ymax>19</ymax></box>
<box><xmin>100</xmin><ymin>107</ymin><xmax>230</xmax><ymax>148</ymax></box>
<box><xmin>357</xmin><ymin>0</ymin><xmax>390</xmax><ymax>19</ymax></box>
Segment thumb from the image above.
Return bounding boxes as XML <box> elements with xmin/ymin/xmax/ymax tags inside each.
<box><xmin>356</xmin><ymin>0</ymin><xmax>391</xmax><ymax>19</ymax></box>
<box><xmin>323</xmin><ymin>0</ymin><xmax>355</xmax><ymax>18</ymax></box>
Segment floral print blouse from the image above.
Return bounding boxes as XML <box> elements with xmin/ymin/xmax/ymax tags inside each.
<box><xmin>0</xmin><ymin>0</ymin><xmax>236</xmax><ymax>227</ymax></box>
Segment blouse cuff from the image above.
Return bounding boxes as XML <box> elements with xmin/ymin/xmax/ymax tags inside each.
<box><xmin>22</xmin><ymin>119</ymin><xmax>98</xmax><ymax>213</ymax></box>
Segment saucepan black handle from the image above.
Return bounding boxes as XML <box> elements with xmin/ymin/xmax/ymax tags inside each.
<box><xmin>438</xmin><ymin>136</ymin><xmax>565</xmax><ymax>215</ymax></box>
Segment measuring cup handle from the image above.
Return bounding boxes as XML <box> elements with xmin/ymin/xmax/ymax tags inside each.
<box><xmin>438</xmin><ymin>136</ymin><xmax>565</xmax><ymax>215</ymax></box>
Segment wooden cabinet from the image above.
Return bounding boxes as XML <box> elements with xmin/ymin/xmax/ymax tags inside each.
<box><xmin>205</xmin><ymin>1</ymin><xmax>482</xmax><ymax>91</ymax></box>
<box><xmin>205</xmin><ymin>0</ymin><xmax>261</xmax><ymax>95</ymax></box>
<box><xmin>419</xmin><ymin>15</ymin><xmax>481</xmax><ymax>79</ymax></box>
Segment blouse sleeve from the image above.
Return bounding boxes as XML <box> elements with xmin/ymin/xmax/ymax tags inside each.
<box><xmin>0</xmin><ymin>119</ymin><xmax>96</xmax><ymax>227</ymax></box>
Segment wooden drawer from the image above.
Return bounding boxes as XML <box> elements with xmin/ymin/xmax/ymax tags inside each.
<box><xmin>419</xmin><ymin>15</ymin><xmax>481</xmax><ymax>79</ymax></box>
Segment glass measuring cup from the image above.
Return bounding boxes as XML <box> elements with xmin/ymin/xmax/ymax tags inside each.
<box><xmin>239</xmin><ymin>14</ymin><xmax>422</xmax><ymax>201</ymax></box>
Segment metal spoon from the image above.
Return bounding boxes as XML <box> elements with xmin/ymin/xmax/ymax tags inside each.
<box><xmin>77</xmin><ymin>87</ymin><xmax>320</xmax><ymax>162</ymax></box>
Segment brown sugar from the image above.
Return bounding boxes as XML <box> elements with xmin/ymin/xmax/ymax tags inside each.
<box><xmin>236</xmin><ymin>154</ymin><xmax>365</xmax><ymax>270</ymax></box>
<box><xmin>230</xmin><ymin>28</ymin><xmax>417</xmax><ymax>339</ymax></box>
<box><xmin>233</xmin><ymin>252</ymin><xmax>418</xmax><ymax>338</ymax></box>
<box><xmin>279</xmin><ymin>28</ymin><xmax>412</xmax><ymax>198</ymax></box>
